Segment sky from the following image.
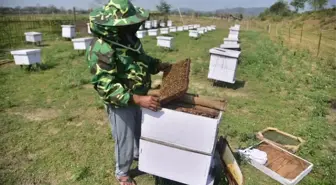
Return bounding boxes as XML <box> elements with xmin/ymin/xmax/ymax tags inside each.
<box><xmin>1</xmin><ymin>0</ymin><xmax>336</xmax><ymax>11</ymax></box>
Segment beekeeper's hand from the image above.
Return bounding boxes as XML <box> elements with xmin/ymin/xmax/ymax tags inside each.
<box><xmin>158</xmin><ymin>62</ymin><xmax>171</xmax><ymax>72</ymax></box>
<box><xmin>132</xmin><ymin>95</ymin><xmax>161</xmax><ymax>112</ymax></box>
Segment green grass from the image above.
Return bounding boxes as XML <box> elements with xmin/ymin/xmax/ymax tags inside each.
<box><xmin>0</xmin><ymin>27</ymin><xmax>335</xmax><ymax>185</ymax></box>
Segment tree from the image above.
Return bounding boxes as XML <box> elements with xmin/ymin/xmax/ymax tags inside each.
<box><xmin>290</xmin><ymin>0</ymin><xmax>307</xmax><ymax>12</ymax></box>
<box><xmin>308</xmin><ymin>0</ymin><xmax>328</xmax><ymax>10</ymax></box>
<box><xmin>269</xmin><ymin>0</ymin><xmax>291</xmax><ymax>15</ymax></box>
<box><xmin>156</xmin><ymin>0</ymin><xmax>172</xmax><ymax>22</ymax></box>
<box><xmin>156</xmin><ymin>0</ymin><xmax>172</xmax><ymax>14</ymax></box>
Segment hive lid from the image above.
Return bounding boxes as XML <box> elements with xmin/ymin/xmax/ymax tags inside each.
<box><xmin>224</xmin><ymin>37</ymin><xmax>239</xmax><ymax>41</ymax></box>
<box><xmin>72</xmin><ymin>37</ymin><xmax>94</xmax><ymax>42</ymax></box>
<box><xmin>160</xmin><ymin>59</ymin><xmax>191</xmax><ymax>105</ymax></box>
<box><xmin>24</xmin><ymin>32</ymin><xmax>42</xmax><ymax>35</ymax></box>
<box><xmin>209</xmin><ymin>47</ymin><xmax>241</xmax><ymax>58</ymax></box>
<box><xmin>11</xmin><ymin>49</ymin><xmax>41</xmax><ymax>55</ymax></box>
<box><xmin>61</xmin><ymin>25</ymin><xmax>75</xmax><ymax>28</ymax></box>
<box><xmin>245</xmin><ymin>141</ymin><xmax>313</xmax><ymax>185</ymax></box>
<box><xmin>156</xmin><ymin>36</ymin><xmax>173</xmax><ymax>40</ymax></box>
<box><xmin>220</xmin><ymin>43</ymin><xmax>240</xmax><ymax>49</ymax></box>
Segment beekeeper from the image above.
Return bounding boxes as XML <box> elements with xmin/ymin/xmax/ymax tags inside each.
<box><xmin>86</xmin><ymin>0</ymin><xmax>170</xmax><ymax>184</ymax></box>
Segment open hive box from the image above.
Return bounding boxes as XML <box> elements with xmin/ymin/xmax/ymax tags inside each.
<box><xmin>247</xmin><ymin>141</ymin><xmax>313</xmax><ymax>185</ymax></box>
<box><xmin>256</xmin><ymin>127</ymin><xmax>305</xmax><ymax>153</ymax></box>
<box><xmin>139</xmin><ymin>59</ymin><xmax>226</xmax><ymax>185</ymax></box>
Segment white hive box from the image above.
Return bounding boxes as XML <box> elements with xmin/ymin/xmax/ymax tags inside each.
<box><xmin>234</xmin><ymin>24</ymin><xmax>240</xmax><ymax>30</ymax></box>
<box><xmin>198</xmin><ymin>28</ymin><xmax>205</xmax><ymax>34</ymax></box>
<box><xmin>160</xmin><ymin>22</ymin><xmax>166</xmax><ymax>27</ymax></box>
<box><xmin>61</xmin><ymin>25</ymin><xmax>76</xmax><ymax>38</ymax></box>
<box><xmin>188</xmin><ymin>25</ymin><xmax>194</xmax><ymax>30</ymax></box>
<box><xmin>245</xmin><ymin>141</ymin><xmax>313</xmax><ymax>185</ymax></box>
<box><xmin>228</xmin><ymin>33</ymin><xmax>239</xmax><ymax>40</ymax></box>
<box><xmin>207</xmin><ymin>26</ymin><xmax>213</xmax><ymax>31</ymax></box>
<box><xmin>193</xmin><ymin>24</ymin><xmax>197</xmax><ymax>29</ymax></box>
<box><xmin>152</xmin><ymin>20</ymin><xmax>158</xmax><ymax>28</ymax></box>
<box><xmin>156</xmin><ymin>36</ymin><xmax>174</xmax><ymax>49</ymax></box>
<box><xmin>145</xmin><ymin>21</ymin><xmax>152</xmax><ymax>29</ymax></box>
<box><xmin>72</xmin><ymin>37</ymin><xmax>93</xmax><ymax>50</ymax></box>
<box><xmin>204</xmin><ymin>27</ymin><xmax>208</xmax><ymax>33</ymax></box>
<box><xmin>87</xmin><ymin>23</ymin><xmax>92</xmax><ymax>34</ymax></box>
<box><xmin>136</xmin><ymin>30</ymin><xmax>147</xmax><ymax>38</ymax></box>
<box><xmin>183</xmin><ymin>25</ymin><xmax>189</xmax><ymax>30</ymax></box>
<box><xmin>220</xmin><ymin>43</ymin><xmax>240</xmax><ymax>50</ymax></box>
<box><xmin>139</xmin><ymin>108</ymin><xmax>222</xmax><ymax>185</ymax></box>
<box><xmin>189</xmin><ymin>30</ymin><xmax>200</xmax><ymax>38</ymax></box>
<box><xmin>224</xmin><ymin>38</ymin><xmax>239</xmax><ymax>45</ymax></box>
<box><xmin>208</xmin><ymin>48</ymin><xmax>241</xmax><ymax>84</ymax></box>
<box><xmin>11</xmin><ymin>49</ymin><xmax>41</xmax><ymax>65</ymax></box>
<box><xmin>196</xmin><ymin>24</ymin><xmax>201</xmax><ymax>28</ymax></box>
<box><xmin>148</xmin><ymin>29</ymin><xmax>158</xmax><ymax>36</ymax></box>
<box><xmin>211</xmin><ymin>25</ymin><xmax>216</xmax><ymax>30</ymax></box>
<box><xmin>169</xmin><ymin>27</ymin><xmax>177</xmax><ymax>33</ymax></box>
<box><xmin>167</xmin><ymin>20</ymin><xmax>172</xmax><ymax>27</ymax></box>
<box><xmin>139</xmin><ymin>139</ymin><xmax>215</xmax><ymax>185</ymax></box>
<box><xmin>160</xmin><ymin>28</ymin><xmax>169</xmax><ymax>35</ymax></box>
<box><xmin>177</xmin><ymin>26</ymin><xmax>184</xmax><ymax>32</ymax></box>
<box><xmin>230</xmin><ymin>27</ymin><xmax>240</xmax><ymax>36</ymax></box>
<box><xmin>24</xmin><ymin>32</ymin><xmax>42</xmax><ymax>44</ymax></box>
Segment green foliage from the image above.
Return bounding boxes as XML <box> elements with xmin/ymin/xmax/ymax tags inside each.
<box><xmin>259</xmin><ymin>0</ymin><xmax>292</xmax><ymax>20</ymax></box>
<box><xmin>308</xmin><ymin>0</ymin><xmax>328</xmax><ymax>10</ymax></box>
<box><xmin>290</xmin><ymin>0</ymin><xmax>308</xmax><ymax>12</ymax></box>
<box><xmin>156</xmin><ymin>0</ymin><xmax>172</xmax><ymax>15</ymax></box>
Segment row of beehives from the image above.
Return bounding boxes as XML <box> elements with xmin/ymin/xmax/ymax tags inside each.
<box><xmin>208</xmin><ymin>24</ymin><xmax>241</xmax><ymax>84</ymax></box>
<box><xmin>151</xmin><ymin>25</ymin><xmax>216</xmax><ymax>49</ymax></box>
<box><xmin>142</xmin><ymin>20</ymin><xmax>173</xmax><ymax>29</ymax></box>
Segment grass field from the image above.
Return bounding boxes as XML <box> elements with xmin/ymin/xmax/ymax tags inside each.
<box><xmin>0</xmin><ymin>26</ymin><xmax>335</xmax><ymax>185</ymax></box>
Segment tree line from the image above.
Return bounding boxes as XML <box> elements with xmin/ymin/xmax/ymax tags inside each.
<box><xmin>0</xmin><ymin>5</ymin><xmax>89</xmax><ymax>15</ymax></box>
<box><xmin>259</xmin><ymin>0</ymin><xmax>333</xmax><ymax>20</ymax></box>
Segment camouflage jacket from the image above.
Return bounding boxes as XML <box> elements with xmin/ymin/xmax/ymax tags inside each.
<box><xmin>86</xmin><ymin>37</ymin><xmax>160</xmax><ymax>107</ymax></box>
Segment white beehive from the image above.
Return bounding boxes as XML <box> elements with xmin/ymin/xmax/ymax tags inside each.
<box><xmin>72</xmin><ymin>37</ymin><xmax>93</xmax><ymax>50</ymax></box>
<box><xmin>188</xmin><ymin>25</ymin><xmax>194</xmax><ymax>30</ymax></box>
<box><xmin>224</xmin><ymin>37</ymin><xmax>239</xmax><ymax>45</ymax></box>
<box><xmin>211</xmin><ymin>25</ymin><xmax>217</xmax><ymax>30</ymax></box>
<box><xmin>145</xmin><ymin>21</ymin><xmax>152</xmax><ymax>29</ymax></box>
<box><xmin>204</xmin><ymin>27</ymin><xmax>208</xmax><ymax>33</ymax></box>
<box><xmin>189</xmin><ymin>30</ymin><xmax>200</xmax><ymax>38</ymax></box>
<box><xmin>220</xmin><ymin>43</ymin><xmax>240</xmax><ymax>50</ymax></box>
<box><xmin>61</xmin><ymin>25</ymin><xmax>76</xmax><ymax>38</ymax></box>
<box><xmin>148</xmin><ymin>29</ymin><xmax>158</xmax><ymax>36</ymax></box>
<box><xmin>183</xmin><ymin>25</ymin><xmax>189</xmax><ymax>31</ymax></box>
<box><xmin>230</xmin><ymin>27</ymin><xmax>240</xmax><ymax>36</ymax></box>
<box><xmin>177</xmin><ymin>26</ymin><xmax>184</xmax><ymax>32</ymax></box>
<box><xmin>160</xmin><ymin>28</ymin><xmax>169</xmax><ymax>35</ymax></box>
<box><xmin>139</xmin><ymin>108</ymin><xmax>222</xmax><ymax>185</ymax></box>
<box><xmin>24</xmin><ymin>32</ymin><xmax>42</xmax><ymax>44</ymax></box>
<box><xmin>228</xmin><ymin>33</ymin><xmax>239</xmax><ymax>40</ymax></box>
<box><xmin>136</xmin><ymin>30</ymin><xmax>147</xmax><ymax>38</ymax></box>
<box><xmin>152</xmin><ymin>20</ymin><xmax>158</xmax><ymax>28</ymax></box>
<box><xmin>87</xmin><ymin>23</ymin><xmax>92</xmax><ymax>34</ymax></box>
<box><xmin>208</xmin><ymin>48</ymin><xmax>241</xmax><ymax>84</ymax></box>
<box><xmin>160</xmin><ymin>22</ymin><xmax>166</xmax><ymax>27</ymax></box>
<box><xmin>234</xmin><ymin>24</ymin><xmax>241</xmax><ymax>30</ymax></box>
<box><xmin>169</xmin><ymin>27</ymin><xmax>177</xmax><ymax>33</ymax></box>
<box><xmin>198</xmin><ymin>28</ymin><xmax>205</xmax><ymax>34</ymax></box>
<box><xmin>156</xmin><ymin>36</ymin><xmax>174</xmax><ymax>49</ymax></box>
<box><xmin>167</xmin><ymin>20</ymin><xmax>172</xmax><ymax>27</ymax></box>
<box><xmin>11</xmin><ymin>49</ymin><xmax>41</xmax><ymax>65</ymax></box>
<box><xmin>207</xmin><ymin>26</ymin><xmax>213</xmax><ymax>31</ymax></box>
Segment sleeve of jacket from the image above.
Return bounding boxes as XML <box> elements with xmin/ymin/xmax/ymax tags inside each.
<box><xmin>134</xmin><ymin>40</ymin><xmax>161</xmax><ymax>75</ymax></box>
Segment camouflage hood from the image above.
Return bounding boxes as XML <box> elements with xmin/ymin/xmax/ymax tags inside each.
<box><xmin>89</xmin><ymin>0</ymin><xmax>149</xmax><ymax>28</ymax></box>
